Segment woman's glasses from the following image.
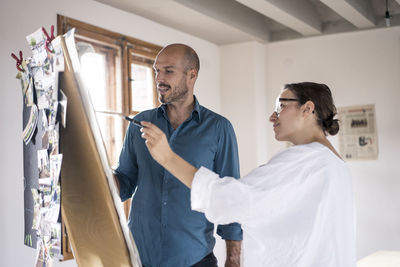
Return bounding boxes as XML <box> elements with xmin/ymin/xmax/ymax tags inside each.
<box><xmin>274</xmin><ymin>98</ymin><xmax>300</xmax><ymax>116</ymax></box>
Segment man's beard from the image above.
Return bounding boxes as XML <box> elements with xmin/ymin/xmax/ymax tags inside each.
<box><xmin>159</xmin><ymin>79</ymin><xmax>189</xmax><ymax>104</ymax></box>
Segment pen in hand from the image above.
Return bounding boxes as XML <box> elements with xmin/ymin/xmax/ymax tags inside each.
<box><xmin>124</xmin><ymin>116</ymin><xmax>144</xmax><ymax>127</ymax></box>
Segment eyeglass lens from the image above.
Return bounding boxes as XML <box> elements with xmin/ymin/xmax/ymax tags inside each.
<box><xmin>274</xmin><ymin>98</ymin><xmax>299</xmax><ymax>115</ymax></box>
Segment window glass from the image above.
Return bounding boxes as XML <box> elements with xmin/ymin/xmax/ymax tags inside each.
<box><xmin>77</xmin><ymin>40</ymin><xmax>122</xmax><ymax>167</ymax></box>
<box><xmin>131</xmin><ymin>63</ymin><xmax>154</xmax><ymax>112</ymax></box>
<box><xmin>81</xmin><ymin>51</ymin><xmax>107</xmax><ymax>111</ymax></box>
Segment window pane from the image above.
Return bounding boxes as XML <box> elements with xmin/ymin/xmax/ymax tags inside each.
<box><xmin>80</xmin><ymin>52</ymin><xmax>108</xmax><ymax>111</ymax></box>
<box><xmin>77</xmin><ymin>40</ymin><xmax>123</xmax><ymax>166</ymax></box>
<box><xmin>131</xmin><ymin>63</ymin><xmax>154</xmax><ymax>112</ymax></box>
<box><xmin>95</xmin><ymin>113</ymin><xmax>124</xmax><ymax>167</ymax></box>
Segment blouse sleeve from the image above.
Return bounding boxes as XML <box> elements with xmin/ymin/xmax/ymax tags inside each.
<box><xmin>191</xmin><ymin>167</ymin><xmax>252</xmax><ymax>225</ymax></box>
<box><xmin>191</xmin><ymin>162</ymin><xmax>330</xmax><ymax>227</ymax></box>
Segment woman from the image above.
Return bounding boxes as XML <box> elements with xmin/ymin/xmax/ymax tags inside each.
<box><xmin>140</xmin><ymin>82</ymin><xmax>356</xmax><ymax>267</ymax></box>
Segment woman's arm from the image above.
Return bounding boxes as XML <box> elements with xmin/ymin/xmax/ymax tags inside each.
<box><xmin>140</xmin><ymin>121</ymin><xmax>197</xmax><ymax>188</ymax></box>
<box><xmin>141</xmin><ymin>121</ymin><xmax>251</xmax><ymax>225</ymax></box>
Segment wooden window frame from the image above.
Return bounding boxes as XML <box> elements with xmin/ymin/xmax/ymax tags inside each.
<box><xmin>57</xmin><ymin>14</ymin><xmax>161</xmax><ymax>119</ymax></box>
<box><xmin>129</xmin><ymin>51</ymin><xmax>159</xmax><ymax>113</ymax></box>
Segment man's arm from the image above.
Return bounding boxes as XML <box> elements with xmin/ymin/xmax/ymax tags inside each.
<box><xmin>115</xmin><ymin>123</ymin><xmax>139</xmax><ymax>202</ymax></box>
<box><xmin>225</xmin><ymin>240</ymin><xmax>242</xmax><ymax>267</ymax></box>
<box><xmin>213</xmin><ymin>119</ymin><xmax>243</xmax><ymax>266</ymax></box>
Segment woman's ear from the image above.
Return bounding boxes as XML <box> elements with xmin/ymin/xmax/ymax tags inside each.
<box><xmin>303</xmin><ymin>101</ymin><xmax>315</xmax><ymax>116</ymax></box>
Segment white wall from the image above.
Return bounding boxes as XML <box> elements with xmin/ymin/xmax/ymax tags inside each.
<box><xmin>265</xmin><ymin>27</ymin><xmax>400</xmax><ymax>258</ymax></box>
<box><xmin>0</xmin><ymin>0</ymin><xmax>222</xmax><ymax>266</ymax></box>
<box><xmin>220</xmin><ymin>42</ymin><xmax>268</xmax><ymax>176</ymax></box>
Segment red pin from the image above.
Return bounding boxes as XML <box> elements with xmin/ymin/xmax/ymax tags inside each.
<box><xmin>42</xmin><ymin>25</ymin><xmax>55</xmax><ymax>53</ymax></box>
<box><xmin>11</xmin><ymin>50</ymin><xmax>24</xmax><ymax>72</ymax></box>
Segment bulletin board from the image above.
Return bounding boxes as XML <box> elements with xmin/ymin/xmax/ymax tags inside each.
<box><xmin>22</xmin><ymin>101</ymin><xmax>52</xmax><ymax>251</ymax></box>
<box><xmin>17</xmin><ymin>26</ymin><xmax>67</xmax><ymax>265</ymax></box>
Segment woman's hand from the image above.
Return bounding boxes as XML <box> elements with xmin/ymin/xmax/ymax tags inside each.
<box><xmin>140</xmin><ymin>121</ymin><xmax>198</xmax><ymax>188</ymax></box>
<box><xmin>140</xmin><ymin>121</ymin><xmax>174</xmax><ymax>166</ymax></box>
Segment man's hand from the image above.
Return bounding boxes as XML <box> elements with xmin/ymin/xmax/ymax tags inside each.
<box><xmin>225</xmin><ymin>240</ymin><xmax>241</xmax><ymax>267</ymax></box>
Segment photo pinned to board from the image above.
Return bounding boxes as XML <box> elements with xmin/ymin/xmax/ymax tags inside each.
<box><xmin>39</xmin><ymin>182</ymin><xmax>52</xmax><ymax>210</ymax></box>
<box><xmin>45</xmin><ymin>201</ymin><xmax>60</xmax><ymax>224</ymax></box>
<box><xmin>22</xmin><ymin>104</ymin><xmax>38</xmax><ymax>145</ymax></box>
<box><xmin>41</xmin><ymin>110</ymin><xmax>49</xmax><ymax>150</ymax></box>
<box><xmin>48</xmin><ymin>101</ymin><xmax>58</xmax><ymax>130</ymax></box>
<box><xmin>49</xmin><ymin>222</ymin><xmax>62</xmax><ymax>259</ymax></box>
<box><xmin>34</xmin><ymin>237</ymin><xmax>54</xmax><ymax>267</ymax></box>
<box><xmin>15</xmin><ymin>60</ymin><xmax>34</xmax><ymax>107</ymax></box>
<box><xmin>35</xmin><ymin>86</ymin><xmax>52</xmax><ymax>110</ymax></box>
<box><xmin>24</xmin><ymin>76</ymin><xmax>34</xmax><ymax>107</ymax></box>
<box><xmin>50</xmin><ymin>154</ymin><xmax>62</xmax><ymax>187</ymax></box>
<box><xmin>26</xmin><ymin>28</ymin><xmax>48</xmax><ymax>68</ymax></box>
<box><xmin>48</xmin><ymin>130</ymin><xmax>59</xmax><ymax>156</ymax></box>
<box><xmin>51</xmin><ymin>36</ymin><xmax>64</xmax><ymax>72</ymax></box>
<box><xmin>31</xmin><ymin>65</ymin><xmax>55</xmax><ymax>91</ymax></box>
<box><xmin>38</xmin><ymin>149</ymin><xmax>50</xmax><ymax>179</ymax></box>
<box><xmin>31</xmin><ymin>188</ymin><xmax>41</xmax><ymax>231</ymax></box>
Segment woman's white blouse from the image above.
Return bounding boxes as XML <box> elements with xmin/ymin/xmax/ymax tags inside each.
<box><xmin>191</xmin><ymin>142</ymin><xmax>356</xmax><ymax>267</ymax></box>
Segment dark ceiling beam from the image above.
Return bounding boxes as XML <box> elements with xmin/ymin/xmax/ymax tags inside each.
<box><xmin>320</xmin><ymin>0</ymin><xmax>376</xmax><ymax>28</ymax></box>
<box><xmin>174</xmin><ymin>0</ymin><xmax>270</xmax><ymax>42</ymax></box>
<box><xmin>235</xmin><ymin>0</ymin><xmax>322</xmax><ymax>36</ymax></box>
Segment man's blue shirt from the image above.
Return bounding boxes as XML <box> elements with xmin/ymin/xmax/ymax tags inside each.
<box><xmin>115</xmin><ymin>97</ymin><xmax>242</xmax><ymax>267</ymax></box>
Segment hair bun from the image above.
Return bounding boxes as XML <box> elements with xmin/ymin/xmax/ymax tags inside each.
<box><xmin>323</xmin><ymin>115</ymin><xmax>339</xmax><ymax>136</ymax></box>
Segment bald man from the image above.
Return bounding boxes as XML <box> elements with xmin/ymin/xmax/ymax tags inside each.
<box><xmin>115</xmin><ymin>44</ymin><xmax>242</xmax><ymax>267</ymax></box>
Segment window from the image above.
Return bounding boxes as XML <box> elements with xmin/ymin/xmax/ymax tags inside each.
<box><xmin>58</xmin><ymin>15</ymin><xmax>161</xmax><ymax>221</ymax></box>
<box><xmin>58</xmin><ymin>15</ymin><xmax>161</xmax><ymax>167</ymax></box>
<box><xmin>130</xmin><ymin>60</ymin><xmax>157</xmax><ymax>112</ymax></box>
<box><xmin>77</xmin><ymin>39</ymin><xmax>123</xmax><ymax>166</ymax></box>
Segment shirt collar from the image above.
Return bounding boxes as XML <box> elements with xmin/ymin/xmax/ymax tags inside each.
<box><xmin>157</xmin><ymin>95</ymin><xmax>201</xmax><ymax>123</ymax></box>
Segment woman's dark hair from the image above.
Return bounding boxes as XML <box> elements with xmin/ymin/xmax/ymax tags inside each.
<box><xmin>284</xmin><ymin>82</ymin><xmax>339</xmax><ymax>136</ymax></box>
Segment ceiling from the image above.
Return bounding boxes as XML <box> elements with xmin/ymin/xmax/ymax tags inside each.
<box><xmin>94</xmin><ymin>0</ymin><xmax>400</xmax><ymax>45</ymax></box>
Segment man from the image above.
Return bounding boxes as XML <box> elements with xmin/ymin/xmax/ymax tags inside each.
<box><xmin>114</xmin><ymin>44</ymin><xmax>242</xmax><ymax>267</ymax></box>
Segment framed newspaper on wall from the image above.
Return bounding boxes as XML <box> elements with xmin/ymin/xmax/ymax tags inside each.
<box><xmin>337</xmin><ymin>104</ymin><xmax>378</xmax><ymax>161</ymax></box>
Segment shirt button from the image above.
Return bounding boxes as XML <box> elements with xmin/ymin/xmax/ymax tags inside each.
<box><xmin>163</xmin><ymin>201</ymin><xmax>167</xmax><ymax>205</ymax></box>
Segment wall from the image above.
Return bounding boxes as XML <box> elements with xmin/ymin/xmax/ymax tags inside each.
<box><xmin>264</xmin><ymin>27</ymin><xmax>400</xmax><ymax>258</ymax></box>
<box><xmin>220</xmin><ymin>42</ymin><xmax>268</xmax><ymax>176</ymax></box>
<box><xmin>0</xmin><ymin>0</ymin><xmax>221</xmax><ymax>266</ymax></box>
